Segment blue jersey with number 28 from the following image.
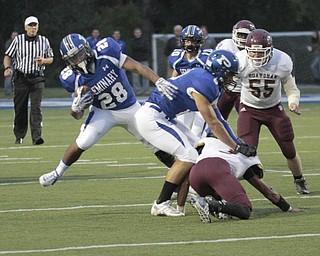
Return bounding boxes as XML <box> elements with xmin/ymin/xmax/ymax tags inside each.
<box><xmin>59</xmin><ymin>37</ymin><xmax>136</xmax><ymax>110</ymax></box>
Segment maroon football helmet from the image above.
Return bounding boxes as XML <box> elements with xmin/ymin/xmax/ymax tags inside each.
<box><xmin>245</xmin><ymin>29</ymin><xmax>273</xmax><ymax>67</ymax></box>
<box><xmin>232</xmin><ymin>20</ymin><xmax>256</xmax><ymax>49</ymax></box>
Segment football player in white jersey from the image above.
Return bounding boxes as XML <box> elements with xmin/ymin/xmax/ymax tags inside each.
<box><xmin>39</xmin><ymin>34</ymin><xmax>177</xmax><ymax>187</ymax></box>
<box><xmin>235</xmin><ymin>29</ymin><xmax>309</xmax><ymax>195</ymax></box>
<box><xmin>180</xmin><ymin>137</ymin><xmax>303</xmax><ymax>223</ymax></box>
<box><xmin>134</xmin><ymin>50</ymin><xmax>257</xmax><ymax>217</ymax></box>
<box><xmin>169</xmin><ymin>25</ymin><xmax>213</xmax><ymax>139</ymax></box>
<box><xmin>215</xmin><ymin>20</ymin><xmax>256</xmax><ymax>120</ymax></box>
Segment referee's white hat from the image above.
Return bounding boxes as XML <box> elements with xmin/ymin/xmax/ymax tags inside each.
<box><xmin>25</xmin><ymin>16</ymin><xmax>39</xmax><ymax>26</ymax></box>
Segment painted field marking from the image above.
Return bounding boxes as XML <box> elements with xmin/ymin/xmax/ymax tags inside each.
<box><xmin>0</xmin><ymin>233</ymin><xmax>319</xmax><ymax>255</ymax></box>
<box><xmin>0</xmin><ymin>195</ymin><xmax>319</xmax><ymax>214</ymax></box>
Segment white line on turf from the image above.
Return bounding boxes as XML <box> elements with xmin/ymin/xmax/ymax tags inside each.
<box><xmin>0</xmin><ymin>195</ymin><xmax>319</xmax><ymax>213</ymax></box>
<box><xmin>0</xmin><ymin>233</ymin><xmax>319</xmax><ymax>254</ymax></box>
<box><xmin>1</xmin><ymin>169</ymin><xmax>319</xmax><ymax>186</ymax></box>
<box><xmin>0</xmin><ymin>142</ymin><xmax>141</xmax><ymax>151</ymax></box>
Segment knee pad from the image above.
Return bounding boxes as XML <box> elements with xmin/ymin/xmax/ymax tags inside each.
<box><xmin>76</xmin><ymin>126</ymin><xmax>101</xmax><ymax>150</ymax></box>
<box><xmin>279</xmin><ymin>141</ymin><xmax>296</xmax><ymax>159</ymax></box>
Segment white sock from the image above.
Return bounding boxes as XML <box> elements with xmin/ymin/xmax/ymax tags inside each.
<box><xmin>55</xmin><ymin>160</ymin><xmax>69</xmax><ymax>177</ymax></box>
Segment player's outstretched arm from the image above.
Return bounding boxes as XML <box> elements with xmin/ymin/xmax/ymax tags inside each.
<box><xmin>123</xmin><ymin>56</ymin><xmax>177</xmax><ymax>100</ymax></box>
<box><xmin>246</xmin><ymin>174</ymin><xmax>305</xmax><ymax>212</ymax></box>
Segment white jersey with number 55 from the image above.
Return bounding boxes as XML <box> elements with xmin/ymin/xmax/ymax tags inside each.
<box><xmin>236</xmin><ymin>48</ymin><xmax>295</xmax><ymax>109</ymax></box>
<box><xmin>59</xmin><ymin>37</ymin><xmax>136</xmax><ymax>110</ymax></box>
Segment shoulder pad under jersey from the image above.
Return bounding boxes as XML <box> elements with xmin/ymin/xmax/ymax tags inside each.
<box><xmin>95</xmin><ymin>37</ymin><xmax>122</xmax><ymax>60</ymax></box>
<box><xmin>59</xmin><ymin>67</ymin><xmax>77</xmax><ymax>93</ymax></box>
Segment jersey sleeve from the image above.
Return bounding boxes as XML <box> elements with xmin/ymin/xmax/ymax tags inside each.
<box><xmin>169</xmin><ymin>49</ymin><xmax>183</xmax><ymax>69</ymax></box>
<box><xmin>5</xmin><ymin>37</ymin><xmax>18</xmax><ymax>57</ymax></box>
<box><xmin>186</xmin><ymin>69</ymin><xmax>220</xmax><ymax>104</ymax></box>
<box><xmin>44</xmin><ymin>37</ymin><xmax>54</xmax><ymax>58</ymax></box>
<box><xmin>59</xmin><ymin>67</ymin><xmax>77</xmax><ymax>93</ymax></box>
<box><xmin>95</xmin><ymin>37</ymin><xmax>127</xmax><ymax>68</ymax></box>
<box><xmin>277</xmin><ymin>50</ymin><xmax>293</xmax><ymax>75</ymax></box>
<box><xmin>235</xmin><ymin>50</ymin><xmax>248</xmax><ymax>73</ymax></box>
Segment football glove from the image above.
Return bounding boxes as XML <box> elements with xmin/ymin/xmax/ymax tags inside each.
<box><xmin>71</xmin><ymin>89</ymin><xmax>93</xmax><ymax>113</ymax></box>
<box><xmin>155</xmin><ymin>77</ymin><xmax>178</xmax><ymax>100</ymax></box>
<box><xmin>235</xmin><ymin>143</ymin><xmax>257</xmax><ymax>157</ymax></box>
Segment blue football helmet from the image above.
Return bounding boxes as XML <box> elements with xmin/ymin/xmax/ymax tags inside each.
<box><xmin>181</xmin><ymin>25</ymin><xmax>204</xmax><ymax>52</ymax></box>
<box><xmin>205</xmin><ymin>49</ymin><xmax>239</xmax><ymax>91</ymax></box>
<box><xmin>60</xmin><ymin>33</ymin><xmax>94</xmax><ymax>74</ymax></box>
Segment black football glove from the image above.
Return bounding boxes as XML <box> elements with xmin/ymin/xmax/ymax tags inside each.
<box><xmin>235</xmin><ymin>143</ymin><xmax>257</xmax><ymax>157</ymax></box>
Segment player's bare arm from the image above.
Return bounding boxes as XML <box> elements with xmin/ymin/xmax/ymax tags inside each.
<box><xmin>247</xmin><ymin>174</ymin><xmax>305</xmax><ymax>212</ymax></box>
<box><xmin>192</xmin><ymin>92</ymin><xmax>237</xmax><ymax>150</ymax></box>
<box><xmin>123</xmin><ymin>56</ymin><xmax>159</xmax><ymax>84</ymax></box>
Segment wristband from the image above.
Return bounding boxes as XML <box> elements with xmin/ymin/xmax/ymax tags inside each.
<box><xmin>4</xmin><ymin>67</ymin><xmax>11</xmax><ymax>71</ymax></box>
<box><xmin>273</xmin><ymin>195</ymin><xmax>291</xmax><ymax>212</ymax></box>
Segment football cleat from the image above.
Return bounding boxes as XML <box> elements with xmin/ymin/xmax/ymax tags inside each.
<box><xmin>151</xmin><ymin>200</ymin><xmax>185</xmax><ymax>217</ymax></box>
<box><xmin>39</xmin><ymin>169</ymin><xmax>60</xmax><ymax>187</ymax></box>
<box><xmin>205</xmin><ymin>196</ymin><xmax>232</xmax><ymax>220</ymax></box>
<box><xmin>190</xmin><ymin>197</ymin><xmax>211</xmax><ymax>223</ymax></box>
<box><xmin>294</xmin><ymin>177</ymin><xmax>310</xmax><ymax>194</ymax></box>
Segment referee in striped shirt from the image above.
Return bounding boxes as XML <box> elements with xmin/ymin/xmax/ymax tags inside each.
<box><xmin>3</xmin><ymin>16</ymin><xmax>54</xmax><ymax>145</ymax></box>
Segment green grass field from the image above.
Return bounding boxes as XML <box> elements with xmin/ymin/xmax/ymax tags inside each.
<box><xmin>0</xmin><ymin>103</ymin><xmax>319</xmax><ymax>255</ymax></box>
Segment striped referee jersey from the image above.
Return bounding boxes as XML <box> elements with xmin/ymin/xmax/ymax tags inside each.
<box><xmin>5</xmin><ymin>34</ymin><xmax>54</xmax><ymax>74</ymax></box>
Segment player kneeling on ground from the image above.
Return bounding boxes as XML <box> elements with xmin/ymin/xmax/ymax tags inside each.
<box><xmin>176</xmin><ymin>137</ymin><xmax>304</xmax><ymax>223</ymax></box>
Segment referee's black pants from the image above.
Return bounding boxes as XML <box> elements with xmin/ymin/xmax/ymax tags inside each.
<box><xmin>13</xmin><ymin>74</ymin><xmax>45</xmax><ymax>143</ymax></box>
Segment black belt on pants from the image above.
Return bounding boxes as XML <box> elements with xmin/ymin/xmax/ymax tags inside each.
<box><xmin>16</xmin><ymin>70</ymin><xmax>44</xmax><ymax>78</ymax></box>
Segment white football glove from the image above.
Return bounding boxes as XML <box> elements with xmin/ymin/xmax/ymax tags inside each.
<box><xmin>155</xmin><ymin>77</ymin><xmax>178</xmax><ymax>100</ymax></box>
<box><xmin>71</xmin><ymin>88</ymin><xmax>93</xmax><ymax>113</ymax></box>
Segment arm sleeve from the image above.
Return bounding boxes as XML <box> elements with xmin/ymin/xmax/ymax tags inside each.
<box><xmin>45</xmin><ymin>38</ymin><xmax>54</xmax><ymax>58</ymax></box>
<box><xmin>213</xmin><ymin>107</ymin><xmax>239</xmax><ymax>143</ymax></box>
<box><xmin>283</xmin><ymin>75</ymin><xmax>300</xmax><ymax>106</ymax></box>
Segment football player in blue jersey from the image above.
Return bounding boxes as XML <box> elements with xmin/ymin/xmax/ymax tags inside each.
<box><xmin>39</xmin><ymin>33</ymin><xmax>177</xmax><ymax>187</ymax></box>
<box><xmin>170</xmin><ymin>25</ymin><xmax>213</xmax><ymax>77</ymax></box>
<box><xmin>134</xmin><ymin>49</ymin><xmax>257</xmax><ymax>217</ymax></box>
<box><xmin>169</xmin><ymin>25</ymin><xmax>214</xmax><ymax>139</ymax></box>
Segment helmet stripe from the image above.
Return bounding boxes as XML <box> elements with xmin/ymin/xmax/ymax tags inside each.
<box><xmin>63</xmin><ymin>35</ymin><xmax>75</xmax><ymax>52</ymax></box>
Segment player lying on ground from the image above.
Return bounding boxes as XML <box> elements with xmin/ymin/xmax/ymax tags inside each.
<box><xmin>176</xmin><ymin>137</ymin><xmax>304</xmax><ymax>223</ymax></box>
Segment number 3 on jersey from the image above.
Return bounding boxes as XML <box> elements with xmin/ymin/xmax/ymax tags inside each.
<box><xmin>98</xmin><ymin>82</ymin><xmax>128</xmax><ymax>109</ymax></box>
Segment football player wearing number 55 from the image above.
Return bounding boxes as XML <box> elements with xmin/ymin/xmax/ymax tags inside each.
<box><xmin>39</xmin><ymin>33</ymin><xmax>178</xmax><ymax>187</ymax></box>
<box><xmin>235</xmin><ymin>29</ymin><xmax>309</xmax><ymax>195</ymax></box>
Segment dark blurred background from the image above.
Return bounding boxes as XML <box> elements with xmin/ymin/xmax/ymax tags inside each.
<box><xmin>1</xmin><ymin>0</ymin><xmax>320</xmax><ymax>88</ymax></box>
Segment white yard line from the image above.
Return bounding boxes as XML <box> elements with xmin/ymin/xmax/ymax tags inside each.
<box><xmin>0</xmin><ymin>233</ymin><xmax>319</xmax><ymax>254</ymax></box>
<box><xmin>0</xmin><ymin>195</ymin><xmax>319</xmax><ymax>214</ymax></box>
<box><xmin>0</xmin><ymin>142</ymin><xmax>141</xmax><ymax>151</ymax></box>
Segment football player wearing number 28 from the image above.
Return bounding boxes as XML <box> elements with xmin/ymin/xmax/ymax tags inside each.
<box><xmin>39</xmin><ymin>34</ymin><xmax>177</xmax><ymax>187</ymax></box>
<box><xmin>236</xmin><ymin>29</ymin><xmax>309</xmax><ymax>194</ymax></box>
